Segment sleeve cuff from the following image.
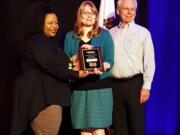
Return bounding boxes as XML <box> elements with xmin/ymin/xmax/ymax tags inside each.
<box><xmin>142</xmin><ymin>81</ymin><xmax>152</xmax><ymax>90</ymax></box>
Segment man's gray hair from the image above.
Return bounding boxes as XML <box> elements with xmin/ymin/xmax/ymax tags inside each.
<box><xmin>117</xmin><ymin>0</ymin><xmax>138</xmax><ymax>8</ymax></box>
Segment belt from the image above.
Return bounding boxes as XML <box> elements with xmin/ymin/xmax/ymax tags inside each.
<box><xmin>113</xmin><ymin>73</ymin><xmax>142</xmax><ymax>81</ymax></box>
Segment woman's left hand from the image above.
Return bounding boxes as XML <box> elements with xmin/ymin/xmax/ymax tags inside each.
<box><xmin>70</xmin><ymin>54</ymin><xmax>80</xmax><ymax>71</ymax></box>
<box><xmin>93</xmin><ymin>68</ymin><xmax>103</xmax><ymax>75</ymax></box>
<box><xmin>103</xmin><ymin>62</ymin><xmax>111</xmax><ymax>71</ymax></box>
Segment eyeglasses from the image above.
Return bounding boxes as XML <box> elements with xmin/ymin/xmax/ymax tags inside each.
<box><xmin>121</xmin><ymin>7</ymin><xmax>136</xmax><ymax>12</ymax></box>
<box><xmin>82</xmin><ymin>11</ymin><xmax>95</xmax><ymax>16</ymax></box>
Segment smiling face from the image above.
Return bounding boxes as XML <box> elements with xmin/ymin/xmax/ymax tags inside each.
<box><xmin>43</xmin><ymin>13</ymin><xmax>59</xmax><ymax>37</ymax></box>
<box><xmin>117</xmin><ymin>0</ymin><xmax>136</xmax><ymax>24</ymax></box>
<box><xmin>81</xmin><ymin>5</ymin><xmax>96</xmax><ymax>27</ymax></box>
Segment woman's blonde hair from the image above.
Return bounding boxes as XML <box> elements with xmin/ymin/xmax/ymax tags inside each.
<box><xmin>74</xmin><ymin>0</ymin><xmax>101</xmax><ymax>38</ymax></box>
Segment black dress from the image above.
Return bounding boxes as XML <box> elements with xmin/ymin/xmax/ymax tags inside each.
<box><xmin>10</xmin><ymin>34</ymin><xmax>78</xmax><ymax>135</ymax></box>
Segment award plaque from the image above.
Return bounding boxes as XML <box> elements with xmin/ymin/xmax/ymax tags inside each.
<box><xmin>79</xmin><ymin>47</ymin><xmax>104</xmax><ymax>71</ymax></box>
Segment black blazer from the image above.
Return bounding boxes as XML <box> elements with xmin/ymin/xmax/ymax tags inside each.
<box><xmin>11</xmin><ymin>34</ymin><xmax>78</xmax><ymax>135</ymax></box>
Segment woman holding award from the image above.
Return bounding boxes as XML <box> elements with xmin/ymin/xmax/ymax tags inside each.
<box><xmin>10</xmin><ymin>2</ymin><xmax>89</xmax><ymax>135</ymax></box>
<box><xmin>64</xmin><ymin>1</ymin><xmax>114</xmax><ymax>135</ymax></box>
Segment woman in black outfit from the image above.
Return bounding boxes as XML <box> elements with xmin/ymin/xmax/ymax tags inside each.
<box><xmin>10</xmin><ymin>2</ymin><xmax>88</xmax><ymax>135</ymax></box>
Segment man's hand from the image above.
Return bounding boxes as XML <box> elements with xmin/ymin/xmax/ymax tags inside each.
<box><xmin>140</xmin><ymin>89</ymin><xmax>150</xmax><ymax>104</ymax></box>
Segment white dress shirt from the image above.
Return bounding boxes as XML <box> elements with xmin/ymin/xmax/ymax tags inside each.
<box><xmin>109</xmin><ymin>21</ymin><xmax>155</xmax><ymax>90</ymax></box>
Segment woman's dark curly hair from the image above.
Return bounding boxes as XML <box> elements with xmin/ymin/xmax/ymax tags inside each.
<box><xmin>18</xmin><ymin>1</ymin><xmax>58</xmax><ymax>65</ymax></box>
<box><xmin>23</xmin><ymin>1</ymin><xmax>55</xmax><ymax>44</ymax></box>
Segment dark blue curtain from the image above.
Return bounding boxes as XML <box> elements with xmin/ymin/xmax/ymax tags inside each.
<box><xmin>146</xmin><ymin>0</ymin><xmax>180</xmax><ymax>135</ymax></box>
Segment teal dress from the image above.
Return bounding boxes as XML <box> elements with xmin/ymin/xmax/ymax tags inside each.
<box><xmin>71</xmin><ymin>88</ymin><xmax>113</xmax><ymax>128</ymax></box>
<box><xmin>64</xmin><ymin>29</ymin><xmax>114</xmax><ymax>129</ymax></box>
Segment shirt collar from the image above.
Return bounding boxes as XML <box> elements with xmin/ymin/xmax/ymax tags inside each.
<box><xmin>118</xmin><ymin>21</ymin><xmax>135</xmax><ymax>29</ymax></box>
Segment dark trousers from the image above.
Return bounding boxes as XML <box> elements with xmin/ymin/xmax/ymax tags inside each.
<box><xmin>112</xmin><ymin>74</ymin><xmax>145</xmax><ymax>135</ymax></box>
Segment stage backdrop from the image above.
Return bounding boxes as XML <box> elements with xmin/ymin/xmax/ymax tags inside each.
<box><xmin>146</xmin><ymin>0</ymin><xmax>180</xmax><ymax>135</ymax></box>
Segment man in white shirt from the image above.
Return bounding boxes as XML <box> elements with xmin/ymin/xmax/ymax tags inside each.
<box><xmin>109</xmin><ymin>0</ymin><xmax>155</xmax><ymax>135</ymax></box>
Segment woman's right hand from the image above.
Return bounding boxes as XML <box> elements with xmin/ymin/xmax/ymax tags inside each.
<box><xmin>80</xmin><ymin>44</ymin><xmax>93</xmax><ymax>49</ymax></box>
<box><xmin>79</xmin><ymin>70</ymin><xmax>89</xmax><ymax>78</ymax></box>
